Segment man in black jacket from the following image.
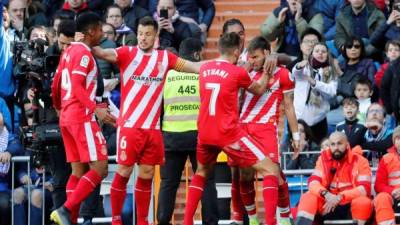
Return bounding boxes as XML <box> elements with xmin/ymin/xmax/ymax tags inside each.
<box><xmin>381</xmin><ymin>57</ymin><xmax>400</xmax><ymax>122</ymax></box>
<box><xmin>115</xmin><ymin>0</ymin><xmax>150</xmax><ymax>33</ymax></box>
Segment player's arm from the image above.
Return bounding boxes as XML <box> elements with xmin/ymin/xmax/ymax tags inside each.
<box><xmin>91</xmin><ymin>46</ymin><xmax>117</xmax><ymax>64</ymax></box>
<box><xmin>178</xmin><ymin>59</ymin><xmax>212</xmax><ymax>74</ymax></box>
<box><xmin>70</xmin><ymin>72</ymin><xmax>96</xmax><ymax>113</ymax></box>
<box><xmin>283</xmin><ymin>91</ymin><xmax>300</xmax><ymax>151</ymax></box>
<box><xmin>246</xmin><ymin>70</ymin><xmax>270</xmax><ymax>95</ymax></box>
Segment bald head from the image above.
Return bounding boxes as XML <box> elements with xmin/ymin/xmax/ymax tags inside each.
<box><xmin>329</xmin><ymin>132</ymin><xmax>349</xmax><ymax>160</ymax></box>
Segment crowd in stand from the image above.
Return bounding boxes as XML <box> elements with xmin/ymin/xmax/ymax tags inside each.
<box><xmin>1</xmin><ymin>0</ymin><xmax>400</xmax><ymax>224</ymax></box>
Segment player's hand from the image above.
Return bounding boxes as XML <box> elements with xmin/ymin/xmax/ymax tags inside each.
<box><xmin>75</xmin><ymin>32</ymin><xmax>85</xmax><ymax>42</ymax></box>
<box><xmin>263</xmin><ymin>54</ymin><xmax>278</xmax><ymax>75</ymax></box>
<box><xmin>95</xmin><ymin>105</ymin><xmax>117</xmax><ymax>127</ymax></box>
<box><xmin>278</xmin><ymin>7</ymin><xmax>288</xmax><ymax>24</ymax></box>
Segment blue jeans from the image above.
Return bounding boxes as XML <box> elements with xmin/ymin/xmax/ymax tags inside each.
<box><xmin>103</xmin><ymin>193</ymin><xmax>133</xmax><ymax>225</ymax></box>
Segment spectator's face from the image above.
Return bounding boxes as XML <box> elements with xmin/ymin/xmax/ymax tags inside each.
<box><xmin>8</xmin><ymin>0</ymin><xmax>26</xmax><ymax>22</ymax></box>
<box><xmin>137</xmin><ymin>24</ymin><xmax>157</xmax><ymax>52</ymax></box>
<box><xmin>30</xmin><ymin>28</ymin><xmax>47</xmax><ymax>41</ymax></box>
<box><xmin>2</xmin><ymin>6</ymin><xmax>10</xmax><ymax>30</ymax></box>
<box><xmin>67</xmin><ymin>0</ymin><xmax>84</xmax><ymax>9</ymax></box>
<box><xmin>329</xmin><ymin>133</ymin><xmax>348</xmax><ymax>160</ymax></box>
<box><xmin>387</xmin><ymin>44</ymin><xmax>400</xmax><ymax>62</ymax></box>
<box><xmin>300</xmin><ymin>34</ymin><xmax>319</xmax><ymax>57</ymax></box>
<box><xmin>106</xmin><ymin>7</ymin><xmax>123</xmax><ymax>28</ymax></box>
<box><xmin>286</xmin><ymin>0</ymin><xmax>303</xmax><ymax>12</ymax></box>
<box><xmin>58</xmin><ymin>33</ymin><xmax>74</xmax><ymax>51</ymax></box>
<box><xmin>345</xmin><ymin>40</ymin><xmax>362</xmax><ymax>60</ymax></box>
<box><xmin>394</xmin><ymin>135</ymin><xmax>400</xmax><ymax>150</ymax></box>
<box><xmin>248</xmin><ymin>49</ymin><xmax>269</xmax><ymax>72</ymax></box>
<box><xmin>225</xmin><ymin>24</ymin><xmax>245</xmax><ymax>53</ymax></box>
<box><xmin>312</xmin><ymin>44</ymin><xmax>328</xmax><ymax>64</ymax></box>
<box><xmin>320</xmin><ymin>139</ymin><xmax>330</xmax><ymax>150</ymax></box>
<box><xmin>298</xmin><ymin>123</ymin><xmax>306</xmax><ymax>141</ymax></box>
<box><xmin>343</xmin><ymin>103</ymin><xmax>358</xmax><ymax>121</ymax></box>
<box><xmin>367</xmin><ymin>104</ymin><xmax>385</xmax><ymax>123</ymax></box>
<box><xmin>157</xmin><ymin>0</ymin><xmax>176</xmax><ymax>19</ymax></box>
<box><xmin>116</xmin><ymin>0</ymin><xmax>132</xmax><ymax>10</ymax></box>
<box><xmin>354</xmin><ymin>84</ymin><xmax>372</xmax><ymax>100</ymax></box>
<box><xmin>349</xmin><ymin>0</ymin><xmax>365</xmax><ymax>10</ymax></box>
<box><xmin>102</xmin><ymin>24</ymin><xmax>115</xmax><ymax>41</ymax></box>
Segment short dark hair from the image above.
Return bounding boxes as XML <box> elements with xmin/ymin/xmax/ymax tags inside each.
<box><xmin>342</xmin><ymin>36</ymin><xmax>366</xmax><ymax>61</ymax></box>
<box><xmin>355</xmin><ymin>77</ymin><xmax>372</xmax><ymax>91</ymax></box>
<box><xmin>342</xmin><ymin>97</ymin><xmax>359</xmax><ymax>108</ymax></box>
<box><xmin>138</xmin><ymin>16</ymin><xmax>158</xmax><ymax>31</ymax></box>
<box><xmin>218</xmin><ymin>32</ymin><xmax>241</xmax><ymax>55</ymax></box>
<box><xmin>247</xmin><ymin>36</ymin><xmax>271</xmax><ymax>53</ymax></box>
<box><xmin>222</xmin><ymin>18</ymin><xmax>244</xmax><ymax>34</ymax></box>
<box><xmin>300</xmin><ymin>28</ymin><xmax>323</xmax><ymax>42</ymax></box>
<box><xmin>76</xmin><ymin>12</ymin><xmax>102</xmax><ymax>33</ymax></box>
<box><xmin>58</xmin><ymin>19</ymin><xmax>76</xmax><ymax>38</ymax></box>
<box><xmin>179</xmin><ymin>38</ymin><xmax>203</xmax><ymax>61</ymax></box>
<box><xmin>385</xmin><ymin>39</ymin><xmax>400</xmax><ymax>52</ymax></box>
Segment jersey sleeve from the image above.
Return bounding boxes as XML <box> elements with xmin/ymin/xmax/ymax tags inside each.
<box><xmin>237</xmin><ymin>67</ymin><xmax>253</xmax><ymax>89</ymax></box>
<box><xmin>115</xmin><ymin>46</ymin><xmax>130</xmax><ymax>67</ymax></box>
<box><xmin>70</xmin><ymin>51</ymin><xmax>92</xmax><ymax>77</ymax></box>
<box><xmin>167</xmin><ymin>50</ymin><xmax>186</xmax><ymax>71</ymax></box>
<box><xmin>279</xmin><ymin>68</ymin><xmax>295</xmax><ymax>93</ymax></box>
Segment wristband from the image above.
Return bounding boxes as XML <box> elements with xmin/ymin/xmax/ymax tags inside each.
<box><xmin>292</xmin><ymin>132</ymin><xmax>300</xmax><ymax>141</ymax></box>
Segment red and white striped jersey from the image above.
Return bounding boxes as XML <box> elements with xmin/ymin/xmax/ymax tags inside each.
<box><xmin>56</xmin><ymin>42</ymin><xmax>98</xmax><ymax>126</ymax></box>
<box><xmin>240</xmin><ymin>67</ymin><xmax>294</xmax><ymax>125</ymax></box>
<box><xmin>114</xmin><ymin>46</ymin><xmax>185</xmax><ymax>129</ymax></box>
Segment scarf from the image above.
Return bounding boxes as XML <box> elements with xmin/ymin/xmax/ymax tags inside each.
<box><xmin>116</xmin><ymin>24</ymin><xmax>132</xmax><ymax>35</ymax></box>
<box><xmin>311</xmin><ymin>57</ymin><xmax>329</xmax><ymax>69</ymax></box>
<box><xmin>364</xmin><ymin>121</ymin><xmax>393</xmax><ymax>142</ymax></box>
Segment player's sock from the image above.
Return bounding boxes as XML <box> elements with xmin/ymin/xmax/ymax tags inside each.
<box><xmin>65</xmin><ymin>174</ymin><xmax>80</xmax><ymax>223</ymax></box>
<box><xmin>263</xmin><ymin>175</ymin><xmax>278</xmax><ymax>225</ymax></box>
<box><xmin>240</xmin><ymin>180</ymin><xmax>257</xmax><ymax>218</ymax></box>
<box><xmin>110</xmin><ymin>173</ymin><xmax>129</xmax><ymax>224</ymax></box>
<box><xmin>135</xmin><ymin>177</ymin><xmax>153</xmax><ymax>225</ymax></box>
<box><xmin>183</xmin><ymin>174</ymin><xmax>206</xmax><ymax>225</ymax></box>
<box><xmin>64</xmin><ymin>170</ymin><xmax>102</xmax><ymax>214</ymax></box>
<box><xmin>231</xmin><ymin>176</ymin><xmax>245</xmax><ymax>222</ymax></box>
<box><xmin>278</xmin><ymin>176</ymin><xmax>291</xmax><ymax>219</ymax></box>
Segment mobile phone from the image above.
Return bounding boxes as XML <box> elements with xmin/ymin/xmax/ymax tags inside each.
<box><xmin>160</xmin><ymin>9</ymin><xmax>168</xmax><ymax>19</ymax></box>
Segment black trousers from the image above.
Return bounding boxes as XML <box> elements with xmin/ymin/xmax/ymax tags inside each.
<box><xmin>157</xmin><ymin>151</ymin><xmax>219</xmax><ymax>225</ymax></box>
<box><xmin>310</xmin><ymin>118</ymin><xmax>328</xmax><ymax>144</ymax></box>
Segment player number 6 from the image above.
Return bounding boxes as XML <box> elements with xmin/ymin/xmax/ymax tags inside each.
<box><xmin>120</xmin><ymin>136</ymin><xmax>127</xmax><ymax>149</ymax></box>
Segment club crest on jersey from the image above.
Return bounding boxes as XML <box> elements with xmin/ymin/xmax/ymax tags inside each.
<box><xmin>80</xmin><ymin>55</ymin><xmax>90</xmax><ymax>68</ymax></box>
<box><xmin>120</xmin><ymin>150</ymin><xmax>127</xmax><ymax>161</ymax></box>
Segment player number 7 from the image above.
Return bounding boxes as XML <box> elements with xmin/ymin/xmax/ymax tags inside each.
<box><xmin>205</xmin><ymin>83</ymin><xmax>220</xmax><ymax>116</ymax></box>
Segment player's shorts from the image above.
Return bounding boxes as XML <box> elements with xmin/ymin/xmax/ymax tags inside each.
<box><xmin>197</xmin><ymin>134</ymin><xmax>266</xmax><ymax>168</ymax></box>
<box><xmin>61</xmin><ymin>121</ymin><xmax>108</xmax><ymax>163</ymax></box>
<box><xmin>228</xmin><ymin>123</ymin><xmax>279</xmax><ymax>166</ymax></box>
<box><xmin>116</xmin><ymin>127</ymin><xmax>164</xmax><ymax>166</ymax></box>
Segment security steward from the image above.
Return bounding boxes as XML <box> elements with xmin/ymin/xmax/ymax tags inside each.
<box><xmin>295</xmin><ymin>132</ymin><xmax>373</xmax><ymax>225</ymax></box>
<box><xmin>374</xmin><ymin>126</ymin><xmax>400</xmax><ymax>225</ymax></box>
<box><xmin>156</xmin><ymin>38</ymin><xmax>219</xmax><ymax>225</ymax></box>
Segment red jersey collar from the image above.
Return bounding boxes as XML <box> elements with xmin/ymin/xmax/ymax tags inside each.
<box><xmin>71</xmin><ymin>42</ymin><xmax>91</xmax><ymax>51</ymax></box>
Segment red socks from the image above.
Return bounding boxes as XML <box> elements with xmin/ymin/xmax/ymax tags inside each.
<box><xmin>64</xmin><ymin>170</ymin><xmax>102</xmax><ymax>213</ymax></box>
<box><xmin>183</xmin><ymin>174</ymin><xmax>205</xmax><ymax>225</ymax></box>
<box><xmin>65</xmin><ymin>175</ymin><xmax>80</xmax><ymax>223</ymax></box>
<box><xmin>240</xmin><ymin>180</ymin><xmax>256</xmax><ymax>217</ymax></box>
<box><xmin>231</xmin><ymin>175</ymin><xmax>245</xmax><ymax>222</ymax></box>
<box><xmin>278</xmin><ymin>180</ymin><xmax>291</xmax><ymax>218</ymax></box>
<box><xmin>263</xmin><ymin>175</ymin><xmax>278</xmax><ymax>225</ymax></box>
<box><xmin>110</xmin><ymin>173</ymin><xmax>129</xmax><ymax>224</ymax></box>
<box><xmin>135</xmin><ymin>177</ymin><xmax>153</xmax><ymax>225</ymax></box>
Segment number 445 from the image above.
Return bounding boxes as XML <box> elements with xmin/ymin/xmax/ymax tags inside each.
<box><xmin>177</xmin><ymin>85</ymin><xmax>196</xmax><ymax>94</ymax></box>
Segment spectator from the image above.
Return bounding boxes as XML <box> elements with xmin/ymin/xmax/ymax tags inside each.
<box><xmin>105</xmin><ymin>5</ymin><xmax>137</xmax><ymax>46</ymax></box>
<box><xmin>57</xmin><ymin>0</ymin><xmax>90</xmax><ymax>21</ymax></box>
<box><xmin>295</xmin><ymin>132</ymin><xmax>373</xmax><ymax>225</ymax></box>
<box><xmin>284</xmin><ymin>119</ymin><xmax>319</xmax><ymax>170</ymax></box>
<box><xmin>26</xmin><ymin>1</ymin><xmax>48</xmax><ymax>27</ymax></box>
<box><xmin>312</xmin><ymin>0</ymin><xmax>346</xmax><ymax>40</ymax></box>
<box><xmin>320</xmin><ymin>137</ymin><xmax>330</xmax><ymax>150</ymax></box>
<box><xmin>381</xmin><ymin>52</ymin><xmax>400</xmax><ymax>122</ymax></box>
<box><xmin>7</xmin><ymin>0</ymin><xmax>27</xmax><ymax>40</ymax></box>
<box><xmin>260</xmin><ymin>0</ymin><xmax>323</xmax><ymax>58</ymax></box>
<box><xmin>370</xmin><ymin>0</ymin><xmax>400</xmax><ymax>52</ymax></box>
<box><xmin>52</xmin><ymin>14</ymin><xmax>70</xmax><ymax>35</ymax></box>
<box><xmin>102</xmin><ymin>23</ymin><xmax>116</xmax><ymax>42</ymax></box>
<box><xmin>334</xmin><ymin>0</ymin><xmax>385</xmax><ymax>57</ymax></box>
<box><xmin>336</xmin><ymin>97</ymin><xmax>367</xmax><ymax>147</ymax></box>
<box><xmin>354</xmin><ymin>78</ymin><xmax>373</xmax><ymax>124</ymax></box>
<box><xmin>46</xmin><ymin>19</ymin><xmax>75</xmax><ymax>57</ymax></box>
<box><xmin>288</xmin><ymin>27</ymin><xmax>323</xmax><ymax>71</ymax></box>
<box><xmin>375</xmin><ymin>40</ymin><xmax>400</xmax><ymax>90</ymax></box>
<box><xmin>157</xmin><ymin>0</ymin><xmax>202</xmax><ymax>51</ymax></box>
<box><xmin>374</xmin><ymin>125</ymin><xmax>400</xmax><ymax>225</ymax></box>
<box><xmin>361</xmin><ymin>103</ymin><xmax>393</xmax><ymax>157</ymax></box>
<box><xmin>293</xmin><ymin>42</ymin><xmax>339</xmax><ymax>143</ymax></box>
<box><xmin>86</xmin><ymin>0</ymin><xmax>113</xmax><ymax>16</ymax></box>
<box><xmin>115</xmin><ymin>0</ymin><xmax>149</xmax><ymax>33</ymax></box>
<box><xmin>222</xmin><ymin>18</ymin><xmax>247</xmax><ymax>65</ymax></box>
<box><xmin>337</xmin><ymin>36</ymin><xmax>376</xmax><ymax>98</ymax></box>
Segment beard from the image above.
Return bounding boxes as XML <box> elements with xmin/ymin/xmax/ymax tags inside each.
<box><xmin>332</xmin><ymin>150</ymin><xmax>346</xmax><ymax>160</ymax></box>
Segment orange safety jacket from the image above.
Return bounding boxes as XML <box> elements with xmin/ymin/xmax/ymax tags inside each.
<box><xmin>375</xmin><ymin>146</ymin><xmax>400</xmax><ymax>194</ymax></box>
<box><xmin>308</xmin><ymin>146</ymin><xmax>372</xmax><ymax>203</ymax></box>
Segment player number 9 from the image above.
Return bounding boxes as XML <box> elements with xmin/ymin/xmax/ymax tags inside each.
<box><xmin>61</xmin><ymin>69</ymin><xmax>72</xmax><ymax>100</ymax></box>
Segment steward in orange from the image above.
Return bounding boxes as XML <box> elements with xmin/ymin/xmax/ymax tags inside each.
<box><xmin>374</xmin><ymin>126</ymin><xmax>400</xmax><ymax>225</ymax></box>
<box><xmin>295</xmin><ymin>132</ymin><xmax>373</xmax><ymax>225</ymax></box>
